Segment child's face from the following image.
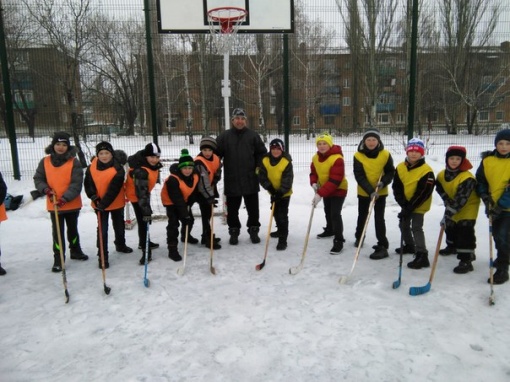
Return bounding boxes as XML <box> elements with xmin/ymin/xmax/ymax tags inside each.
<box><xmin>201</xmin><ymin>148</ymin><xmax>213</xmax><ymax>159</ymax></box>
<box><xmin>496</xmin><ymin>140</ymin><xmax>510</xmax><ymax>156</ymax></box>
<box><xmin>271</xmin><ymin>147</ymin><xmax>283</xmax><ymax>158</ymax></box>
<box><xmin>54</xmin><ymin>142</ymin><xmax>68</xmax><ymax>154</ymax></box>
<box><xmin>406</xmin><ymin>150</ymin><xmax>422</xmax><ymax>164</ymax></box>
<box><xmin>146</xmin><ymin>155</ymin><xmax>160</xmax><ymax>166</ymax></box>
<box><xmin>317</xmin><ymin>141</ymin><xmax>330</xmax><ymax>154</ymax></box>
<box><xmin>180</xmin><ymin>166</ymin><xmax>194</xmax><ymax>176</ymax></box>
<box><xmin>364</xmin><ymin>137</ymin><xmax>379</xmax><ymax>150</ymax></box>
<box><xmin>447</xmin><ymin>155</ymin><xmax>462</xmax><ymax>170</ymax></box>
<box><xmin>97</xmin><ymin>150</ymin><xmax>113</xmax><ymax>164</ymax></box>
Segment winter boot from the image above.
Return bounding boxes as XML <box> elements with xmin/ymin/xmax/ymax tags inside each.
<box><xmin>407</xmin><ymin>252</ymin><xmax>430</xmax><ymax>269</ymax></box>
<box><xmin>200</xmin><ymin>235</ymin><xmax>221</xmax><ymax>245</ymax></box>
<box><xmin>138</xmin><ymin>241</ymin><xmax>159</xmax><ymax>250</ymax></box>
<box><xmin>229</xmin><ymin>228</ymin><xmax>240</xmax><ymax>245</ymax></box>
<box><xmin>276</xmin><ymin>237</ymin><xmax>288</xmax><ymax>251</ymax></box>
<box><xmin>0</xmin><ymin>263</ymin><xmax>5</xmax><ymax>276</ymax></box>
<box><xmin>439</xmin><ymin>245</ymin><xmax>456</xmax><ymax>256</ymax></box>
<box><xmin>488</xmin><ymin>266</ymin><xmax>509</xmax><ymax>284</ymax></box>
<box><xmin>248</xmin><ymin>226</ymin><xmax>261</xmax><ymax>244</ymax></box>
<box><xmin>98</xmin><ymin>253</ymin><xmax>110</xmax><ymax>269</ymax></box>
<box><xmin>354</xmin><ymin>236</ymin><xmax>365</xmax><ymax>248</ymax></box>
<box><xmin>115</xmin><ymin>244</ymin><xmax>133</xmax><ymax>253</ymax></box>
<box><xmin>317</xmin><ymin>227</ymin><xmax>334</xmax><ymax>239</ymax></box>
<box><xmin>52</xmin><ymin>254</ymin><xmax>63</xmax><ymax>273</ymax></box>
<box><xmin>168</xmin><ymin>244</ymin><xmax>182</xmax><ymax>262</ymax></box>
<box><xmin>453</xmin><ymin>261</ymin><xmax>473</xmax><ymax>274</ymax></box>
<box><xmin>330</xmin><ymin>239</ymin><xmax>344</xmax><ymax>255</ymax></box>
<box><xmin>369</xmin><ymin>245</ymin><xmax>389</xmax><ymax>260</ymax></box>
<box><xmin>70</xmin><ymin>248</ymin><xmax>89</xmax><ymax>261</ymax></box>
<box><xmin>395</xmin><ymin>244</ymin><xmax>415</xmax><ymax>255</ymax></box>
<box><xmin>202</xmin><ymin>234</ymin><xmax>222</xmax><ymax>250</ymax></box>
<box><xmin>139</xmin><ymin>248</ymin><xmax>152</xmax><ymax>265</ymax></box>
<box><xmin>270</xmin><ymin>230</ymin><xmax>280</xmax><ymax>238</ymax></box>
<box><xmin>181</xmin><ymin>228</ymin><xmax>199</xmax><ymax>244</ymax></box>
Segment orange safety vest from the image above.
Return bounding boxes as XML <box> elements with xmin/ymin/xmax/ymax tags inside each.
<box><xmin>0</xmin><ymin>204</ymin><xmax>7</xmax><ymax>222</ymax></box>
<box><xmin>194</xmin><ymin>155</ymin><xmax>221</xmax><ymax>185</ymax></box>
<box><xmin>161</xmin><ymin>173</ymin><xmax>199</xmax><ymax>206</ymax></box>
<box><xmin>44</xmin><ymin>156</ymin><xmax>82</xmax><ymax>212</ymax></box>
<box><xmin>125</xmin><ymin>166</ymin><xmax>159</xmax><ymax>203</ymax></box>
<box><xmin>89</xmin><ymin>157</ymin><xmax>125</xmax><ymax>211</ymax></box>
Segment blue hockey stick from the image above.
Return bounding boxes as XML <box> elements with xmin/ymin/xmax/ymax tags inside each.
<box><xmin>143</xmin><ymin>222</ymin><xmax>150</xmax><ymax>287</ymax></box>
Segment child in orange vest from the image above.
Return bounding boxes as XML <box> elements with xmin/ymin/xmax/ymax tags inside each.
<box><xmin>161</xmin><ymin>149</ymin><xmax>199</xmax><ymax>261</ymax></box>
<box><xmin>0</xmin><ymin>171</ymin><xmax>8</xmax><ymax>275</ymax></box>
<box><xmin>84</xmin><ymin>142</ymin><xmax>132</xmax><ymax>269</ymax></box>
<box><xmin>125</xmin><ymin>143</ymin><xmax>163</xmax><ymax>265</ymax></box>
<box><xmin>194</xmin><ymin>137</ymin><xmax>222</xmax><ymax>250</ymax></box>
<box><xmin>33</xmin><ymin>132</ymin><xmax>88</xmax><ymax>272</ymax></box>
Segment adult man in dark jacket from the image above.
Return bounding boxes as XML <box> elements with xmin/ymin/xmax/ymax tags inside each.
<box><xmin>216</xmin><ymin>108</ymin><xmax>268</xmax><ymax>245</ymax></box>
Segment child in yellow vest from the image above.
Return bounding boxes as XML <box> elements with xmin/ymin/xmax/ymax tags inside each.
<box><xmin>309</xmin><ymin>133</ymin><xmax>348</xmax><ymax>254</ymax></box>
<box><xmin>0</xmin><ymin>171</ymin><xmax>8</xmax><ymax>275</ymax></box>
<box><xmin>259</xmin><ymin>138</ymin><xmax>294</xmax><ymax>250</ymax></box>
<box><xmin>161</xmin><ymin>149</ymin><xmax>199</xmax><ymax>261</ymax></box>
<box><xmin>436</xmin><ymin>146</ymin><xmax>480</xmax><ymax>274</ymax></box>
<box><xmin>33</xmin><ymin>132</ymin><xmax>88</xmax><ymax>272</ymax></box>
<box><xmin>84</xmin><ymin>142</ymin><xmax>132</xmax><ymax>269</ymax></box>
<box><xmin>392</xmin><ymin>138</ymin><xmax>435</xmax><ymax>269</ymax></box>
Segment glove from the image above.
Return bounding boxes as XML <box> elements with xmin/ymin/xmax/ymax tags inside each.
<box><xmin>376</xmin><ymin>182</ymin><xmax>384</xmax><ymax>190</ymax></box>
<box><xmin>270</xmin><ymin>191</ymin><xmax>283</xmax><ymax>203</ymax></box>
<box><xmin>370</xmin><ymin>191</ymin><xmax>379</xmax><ymax>200</ymax></box>
<box><xmin>267</xmin><ymin>185</ymin><xmax>276</xmax><ymax>195</ymax></box>
<box><xmin>56</xmin><ymin>198</ymin><xmax>67</xmax><ymax>208</ymax></box>
<box><xmin>95</xmin><ymin>201</ymin><xmax>106</xmax><ymax>212</ymax></box>
<box><xmin>206</xmin><ymin>197</ymin><xmax>216</xmax><ymax>205</ymax></box>
<box><xmin>490</xmin><ymin>204</ymin><xmax>503</xmax><ymax>219</ymax></box>
<box><xmin>311</xmin><ymin>183</ymin><xmax>318</xmax><ymax>192</ymax></box>
<box><xmin>440</xmin><ymin>213</ymin><xmax>453</xmax><ymax>227</ymax></box>
<box><xmin>397</xmin><ymin>208</ymin><xmax>412</xmax><ymax>221</ymax></box>
<box><xmin>142</xmin><ymin>215</ymin><xmax>152</xmax><ymax>223</ymax></box>
<box><xmin>182</xmin><ymin>215</ymin><xmax>193</xmax><ymax>228</ymax></box>
<box><xmin>312</xmin><ymin>193</ymin><xmax>322</xmax><ymax>207</ymax></box>
<box><xmin>44</xmin><ymin>188</ymin><xmax>55</xmax><ymax>198</ymax></box>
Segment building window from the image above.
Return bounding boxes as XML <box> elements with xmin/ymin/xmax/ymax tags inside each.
<box><xmin>478</xmin><ymin>111</ymin><xmax>489</xmax><ymax>122</ymax></box>
<box><xmin>397</xmin><ymin>113</ymin><xmax>405</xmax><ymax>124</ymax></box>
<box><xmin>343</xmin><ymin>78</ymin><xmax>350</xmax><ymax>88</ymax></box>
<box><xmin>496</xmin><ymin>111</ymin><xmax>504</xmax><ymax>121</ymax></box>
<box><xmin>377</xmin><ymin>113</ymin><xmax>390</xmax><ymax>124</ymax></box>
<box><xmin>293</xmin><ymin>116</ymin><xmax>300</xmax><ymax>126</ymax></box>
<box><xmin>324</xmin><ymin>116</ymin><xmax>335</xmax><ymax>125</ymax></box>
<box><xmin>343</xmin><ymin>97</ymin><xmax>350</xmax><ymax>106</ymax></box>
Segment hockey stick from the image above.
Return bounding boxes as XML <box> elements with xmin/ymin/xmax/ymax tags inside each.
<box><xmin>339</xmin><ymin>174</ymin><xmax>383</xmax><ymax>284</ymax></box>
<box><xmin>289</xmin><ymin>205</ymin><xmax>315</xmax><ymax>275</ymax></box>
<box><xmin>209</xmin><ymin>204</ymin><xmax>216</xmax><ymax>275</ymax></box>
<box><xmin>143</xmin><ymin>222</ymin><xmax>150</xmax><ymax>287</ymax></box>
<box><xmin>409</xmin><ymin>226</ymin><xmax>444</xmax><ymax>296</ymax></box>
<box><xmin>392</xmin><ymin>230</ymin><xmax>405</xmax><ymax>289</ymax></box>
<box><xmin>97</xmin><ymin>211</ymin><xmax>111</xmax><ymax>295</ymax></box>
<box><xmin>177</xmin><ymin>224</ymin><xmax>189</xmax><ymax>276</ymax></box>
<box><xmin>53</xmin><ymin>195</ymin><xmax>70</xmax><ymax>303</ymax></box>
<box><xmin>256</xmin><ymin>202</ymin><xmax>275</xmax><ymax>271</ymax></box>
<box><xmin>488</xmin><ymin>215</ymin><xmax>495</xmax><ymax>306</ymax></box>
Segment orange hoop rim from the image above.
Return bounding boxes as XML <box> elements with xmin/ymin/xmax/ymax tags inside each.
<box><xmin>207</xmin><ymin>6</ymin><xmax>248</xmax><ymax>24</ymax></box>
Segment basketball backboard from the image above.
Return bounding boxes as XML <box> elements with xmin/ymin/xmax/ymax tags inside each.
<box><xmin>157</xmin><ymin>0</ymin><xmax>294</xmax><ymax>34</ymax></box>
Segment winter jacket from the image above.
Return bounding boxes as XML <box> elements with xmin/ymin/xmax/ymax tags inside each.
<box><xmin>194</xmin><ymin>153</ymin><xmax>221</xmax><ymax>201</ymax></box>
<box><xmin>436</xmin><ymin>169</ymin><xmax>480</xmax><ymax>222</ymax></box>
<box><xmin>393</xmin><ymin>158</ymin><xmax>435</xmax><ymax>214</ymax></box>
<box><xmin>259</xmin><ymin>152</ymin><xmax>294</xmax><ymax>197</ymax></box>
<box><xmin>84</xmin><ymin>155</ymin><xmax>126</xmax><ymax>211</ymax></box>
<box><xmin>161</xmin><ymin>163</ymin><xmax>198</xmax><ymax>220</ymax></box>
<box><xmin>310</xmin><ymin>144</ymin><xmax>348</xmax><ymax>198</ymax></box>
<box><xmin>33</xmin><ymin>145</ymin><xmax>83</xmax><ymax>213</ymax></box>
<box><xmin>353</xmin><ymin>140</ymin><xmax>394</xmax><ymax>197</ymax></box>
<box><xmin>0</xmin><ymin>172</ymin><xmax>7</xmax><ymax>222</ymax></box>
<box><xmin>216</xmin><ymin>126</ymin><xmax>267</xmax><ymax>197</ymax></box>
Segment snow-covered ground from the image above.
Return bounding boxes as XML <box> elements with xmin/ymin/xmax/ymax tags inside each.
<box><xmin>1</xmin><ymin>134</ymin><xmax>509</xmax><ymax>381</ymax></box>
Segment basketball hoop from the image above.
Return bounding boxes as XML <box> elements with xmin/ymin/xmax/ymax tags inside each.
<box><xmin>207</xmin><ymin>7</ymin><xmax>247</xmax><ymax>53</ymax></box>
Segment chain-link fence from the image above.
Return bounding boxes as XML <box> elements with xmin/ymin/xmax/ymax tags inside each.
<box><xmin>1</xmin><ymin>0</ymin><xmax>509</xmax><ymax>178</ymax></box>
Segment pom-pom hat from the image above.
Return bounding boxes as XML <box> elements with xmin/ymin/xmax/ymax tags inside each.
<box><xmin>316</xmin><ymin>133</ymin><xmax>334</xmax><ymax>148</ymax></box>
<box><xmin>178</xmin><ymin>149</ymin><xmax>194</xmax><ymax>169</ymax></box>
<box><xmin>406</xmin><ymin>138</ymin><xmax>425</xmax><ymax>156</ymax></box>
<box><xmin>143</xmin><ymin>142</ymin><xmax>161</xmax><ymax>157</ymax></box>
<box><xmin>270</xmin><ymin>138</ymin><xmax>285</xmax><ymax>151</ymax></box>
<box><xmin>200</xmin><ymin>137</ymin><xmax>217</xmax><ymax>151</ymax></box>
<box><xmin>52</xmin><ymin>131</ymin><xmax>71</xmax><ymax>147</ymax></box>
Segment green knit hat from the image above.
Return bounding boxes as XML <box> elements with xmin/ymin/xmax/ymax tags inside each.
<box><xmin>178</xmin><ymin>149</ymin><xmax>194</xmax><ymax>169</ymax></box>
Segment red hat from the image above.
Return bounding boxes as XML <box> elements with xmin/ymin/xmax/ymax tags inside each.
<box><xmin>446</xmin><ymin>145</ymin><xmax>472</xmax><ymax>171</ymax></box>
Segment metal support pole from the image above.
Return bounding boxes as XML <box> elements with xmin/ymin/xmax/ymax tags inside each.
<box><xmin>222</xmin><ymin>52</ymin><xmax>231</xmax><ymax>130</ymax></box>
<box><xmin>407</xmin><ymin>0</ymin><xmax>419</xmax><ymax>141</ymax></box>
<box><xmin>143</xmin><ymin>0</ymin><xmax>159</xmax><ymax>144</ymax></box>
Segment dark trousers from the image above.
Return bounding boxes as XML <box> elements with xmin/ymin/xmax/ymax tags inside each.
<box><xmin>273</xmin><ymin>197</ymin><xmax>290</xmax><ymax>237</ymax></box>
<box><xmin>50</xmin><ymin>210</ymin><xmax>80</xmax><ymax>256</ymax></box>
<box><xmin>197</xmin><ymin>197</ymin><xmax>213</xmax><ymax>237</ymax></box>
<box><xmin>95</xmin><ymin>208</ymin><xmax>126</xmax><ymax>256</ymax></box>
<box><xmin>165</xmin><ymin>205</ymin><xmax>180</xmax><ymax>247</ymax></box>
<box><xmin>132</xmin><ymin>202</ymin><xmax>148</xmax><ymax>248</ymax></box>
<box><xmin>355</xmin><ymin>195</ymin><xmax>389</xmax><ymax>248</ymax></box>
<box><xmin>493</xmin><ymin>215</ymin><xmax>510</xmax><ymax>269</ymax></box>
<box><xmin>399</xmin><ymin>213</ymin><xmax>427</xmax><ymax>254</ymax></box>
<box><xmin>226</xmin><ymin>193</ymin><xmax>260</xmax><ymax>229</ymax></box>
<box><xmin>323</xmin><ymin>196</ymin><xmax>345</xmax><ymax>241</ymax></box>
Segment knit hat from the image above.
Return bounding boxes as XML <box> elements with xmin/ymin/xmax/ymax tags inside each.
<box><xmin>51</xmin><ymin>131</ymin><xmax>71</xmax><ymax>147</ymax></box>
<box><xmin>316</xmin><ymin>133</ymin><xmax>334</xmax><ymax>148</ymax></box>
<box><xmin>446</xmin><ymin>145</ymin><xmax>472</xmax><ymax>171</ymax></box>
<box><xmin>494</xmin><ymin>128</ymin><xmax>510</xmax><ymax>145</ymax></box>
<box><xmin>363</xmin><ymin>128</ymin><xmax>381</xmax><ymax>142</ymax></box>
<box><xmin>95</xmin><ymin>141</ymin><xmax>114</xmax><ymax>155</ymax></box>
<box><xmin>406</xmin><ymin>138</ymin><xmax>425</xmax><ymax>156</ymax></box>
<box><xmin>200</xmin><ymin>136</ymin><xmax>217</xmax><ymax>151</ymax></box>
<box><xmin>231</xmin><ymin>108</ymin><xmax>246</xmax><ymax>119</ymax></box>
<box><xmin>269</xmin><ymin>138</ymin><xmax>285</xmax><ymax>151</ymax></box>
<box><xmin>178</xmin><ymin>149</ymin><xmax>194</xmax><ymax>169</ymax></box>
<box><xmin>143</xmin><ymin>142</ymin><xmax>161</xmax><ymax>157</ymax></box>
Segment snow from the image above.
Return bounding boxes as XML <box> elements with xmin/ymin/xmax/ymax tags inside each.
<box><xmin>1</xmin><ymin>134</ymin><xmax>509</xmax><ymax>382</ymax></box>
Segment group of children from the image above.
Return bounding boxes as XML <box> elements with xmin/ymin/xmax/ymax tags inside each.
<box><xmin>1</xmin><ymin>124</ymin><xmax>508</xmax><ymax>286</ymax></box>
